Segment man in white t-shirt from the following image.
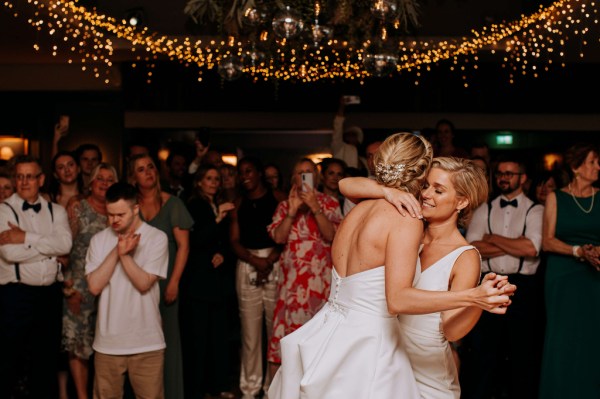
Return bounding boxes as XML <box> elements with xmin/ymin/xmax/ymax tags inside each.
<box><xmin>86</xmin><ymin>182</ymin><xmax>168</xmax><ymax>398</ymax></box>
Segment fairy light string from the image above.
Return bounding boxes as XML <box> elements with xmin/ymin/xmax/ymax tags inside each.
<box><xmin>1</xmin><ymin>0</ymin><xmax>598</xmax><ymax>84</ymax></box>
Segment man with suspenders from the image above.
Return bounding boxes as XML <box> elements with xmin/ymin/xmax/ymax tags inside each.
<box><xmin>462</xmin><ymin>155</ymin><xmax>544</xmax><ymax>399</ymax></box>
<box><xmin>0</xmin><ymin>155</ymin><xmax>72</xmax><ymax>398</ymax></box>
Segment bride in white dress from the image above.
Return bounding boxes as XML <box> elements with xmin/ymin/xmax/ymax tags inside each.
<box><xmin>268</xmin><ymin>134</ymin><xmax>515</xmax><ymax>399</ymax></box>
<box><xmin>342</xmin><ymin>156</ymin><xmax>501</xmax><ymax>399</ymax></box>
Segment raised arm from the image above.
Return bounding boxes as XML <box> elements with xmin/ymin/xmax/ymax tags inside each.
<box><xmin>339</xmin><ymin>177</ymin><xmax>422</xmax><ymax>218</ymax></box>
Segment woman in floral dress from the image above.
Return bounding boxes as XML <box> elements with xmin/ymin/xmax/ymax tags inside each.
<box><xmin>62</xmin><ymin>162</ymin><xmax>117</xmax><ymax>399</ymax></box>
<box><xmin>266</xmin><ymin>158</ymin><xmax>343</xmax><ymax>378</ymax></box>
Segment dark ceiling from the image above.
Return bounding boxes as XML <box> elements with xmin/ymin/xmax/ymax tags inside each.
<box><xmin>0</xmin><ymin>0</ymin><xmax>598</xmax><ymax>114</ymax></box>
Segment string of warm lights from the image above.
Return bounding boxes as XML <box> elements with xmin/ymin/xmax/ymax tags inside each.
<box><xmin>2</xmin><ymin>0</ymin><xmax>598</xmax><ymax>84</ymax></box>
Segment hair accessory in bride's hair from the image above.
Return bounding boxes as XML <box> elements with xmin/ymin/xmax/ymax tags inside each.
<box><xmin>376</xmin><ymin>162</ymin><xmax>406</xmax><ymax>183</ymax></box>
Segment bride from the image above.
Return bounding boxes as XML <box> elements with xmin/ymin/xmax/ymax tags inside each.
<box><xmin>268</xmin><ymin>133</ymin><xmax>515</xmax><ymax>399</ymax></box>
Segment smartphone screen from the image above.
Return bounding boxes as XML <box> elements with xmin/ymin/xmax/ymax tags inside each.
<box><xmin>301</xmin><ymin>173</ymin><xmax>313</xmax><ymax>192</ymax></box>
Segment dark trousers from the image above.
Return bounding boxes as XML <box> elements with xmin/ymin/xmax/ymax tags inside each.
<box><xmin>179</xmin><ymin>297</ymin><xmax>233</xmax><ymax>399</ymax></box>
<box><xmin>460</xmin><ymin>274</ymin><xmax>545</xmax><ymax>399</ymax></box>
<box><xmin>0</xmin><ymin>282</ymin><xmax>63</xmax><ymax>399</ymax></box>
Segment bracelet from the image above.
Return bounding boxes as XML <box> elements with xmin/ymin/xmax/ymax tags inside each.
<box><xmin>313</xmin><ymin>208</ymin><xmax>323</xmax><ymax>216</ymax></box>
<box><xmin>286</xmin><ymin>213</ymin><xmax>296</xmax><ymax>219</ymax></box>
<box><xmin>572</xmin><ymin>245</ymin><xmax>582</xmax><ymax>258</ymax></box>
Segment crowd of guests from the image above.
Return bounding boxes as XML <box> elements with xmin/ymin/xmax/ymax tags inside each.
<box><xmin>0</xmin><ymin>111</ymin><xmax>597</xmax><ymax>399</ymax></box>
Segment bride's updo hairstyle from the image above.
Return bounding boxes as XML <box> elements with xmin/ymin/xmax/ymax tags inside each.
<box><xmin>373</xmin><ymin>132</ymin><xmax>433</xmax><ymax>197</ymax></box>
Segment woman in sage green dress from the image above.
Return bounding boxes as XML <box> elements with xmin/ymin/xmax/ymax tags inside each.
<box><xmin>540</xmin><ymin>142</ymin><xmax>600</xmax><ymax>399</ymax></box>
<box><xmin>129</xmin><ymin>153</ymin><xmax>194</xmax><ymax>399</ymax></box>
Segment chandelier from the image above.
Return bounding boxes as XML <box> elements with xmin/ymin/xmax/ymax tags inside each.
<box><xmin>183</xmin><ymin>0</ymin><xmax>420</xmax><ymax>80</ymax></box>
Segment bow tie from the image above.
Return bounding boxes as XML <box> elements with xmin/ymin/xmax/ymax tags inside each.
<box><xmin>500</xmin><ymin>198</ymin><xmax>518</xmax><ymax>208</ymax></box>
<box><xmin>22</xmin><ymin>202</ymin><xmax>42</xmax><ymax>213</ymax></box>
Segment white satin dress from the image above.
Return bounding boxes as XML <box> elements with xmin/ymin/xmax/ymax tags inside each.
<box><xmin>268</xmin><ymin>266</ymin><xmax>420</xmax><ymax>399</ymax></box>
<box><xmin>398</xmin><ymin>245</ymin><xmax>477</xmax><ymax>399</ymax></box>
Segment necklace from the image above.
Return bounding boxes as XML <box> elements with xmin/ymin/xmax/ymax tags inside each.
<box><xmin>568</xmin><ymin>183</ymin><xmax>595</xmax><ymax>214</ymax></box>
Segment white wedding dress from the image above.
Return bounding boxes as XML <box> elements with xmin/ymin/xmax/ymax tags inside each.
<box><xmin>268</xmin><ymin>266</ymin><xmax>420</xmax><ymax>399</ymax></box>
<box><xmin>398</xmin><ymin>245</ymin><xmax>477</xmax><ymax>399</ymax></box>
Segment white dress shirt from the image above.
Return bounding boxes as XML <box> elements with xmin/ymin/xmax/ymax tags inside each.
<box><xmin>0</xmin><ymin>193</ymin><xmax>72</xmax><ymax>285</ymax></box>
<box><xmin>466</xmin><ymin>192</ymin><xmax>543</xmax><ymax>275</ymax></box>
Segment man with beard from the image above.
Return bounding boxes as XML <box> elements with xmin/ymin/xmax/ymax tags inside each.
<box><xmin>461</xmin><ymin>155</ymin><xmax>544</xmax><ymax>399</ymax></box>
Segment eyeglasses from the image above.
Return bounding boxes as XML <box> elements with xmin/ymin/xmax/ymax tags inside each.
<box><xmin>494</xmin><ymin>171</ymin><xmax>522</xmax><ymax>179</ymax></box>
<box><xmin>15</xmin><ymin>173</ymin><xmax>42</xmax><ymax>182</ymax></box>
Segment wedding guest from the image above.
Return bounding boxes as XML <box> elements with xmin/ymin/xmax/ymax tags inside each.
<box><xmin>62</xmin><ymin>162</ymin><xmax>117</xmax><ymax>399</ymax></box>
<box><xmin>179</xmin><ymin>163</ymin><xmax>236</xmax><ymax>399</ymax></box>
<box><xmin>128</xmin><ymin>153</ymin><xmax>193</xmax><ymax>399</ymax></box>
<box><xmin>0</xmin><ymin>155</ymin><xmax>72</xmax><ymax>398</ymax></box>
<box><xmin>266</xmin><ymin>157</ymin><xmax>343</xmax><ymax>379</ymax></box>
<box><xmin>86</xmin><ymin>182</ymin><xmax>168</xmax><ymax>399</ymax></box>
<box><xmin>539</xmin><ymin>142</ymin><xmax>600</xmax><ymax>399</ymax></box>
<box><xmin>229</xmin><ymin>156</ymin><xmax>284</xmax><ymax>399</ymax></box>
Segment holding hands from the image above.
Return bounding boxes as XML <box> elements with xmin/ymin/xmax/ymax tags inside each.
<box><xmin>474</xmin><ymin>273</ymin><xmax>517</xmax><ymax>314</ymax></box>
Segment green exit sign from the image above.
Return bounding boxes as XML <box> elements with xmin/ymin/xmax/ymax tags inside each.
<box><xmin>496</xmin><ymin>134</ymin><xmax>513</xmax><ymax>145</ymax></box>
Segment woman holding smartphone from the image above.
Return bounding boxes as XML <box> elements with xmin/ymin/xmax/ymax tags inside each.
<box><xmin>266</xmin><ymin>157</ymin><xmax>343</xmax><ymax>380</ymax></box>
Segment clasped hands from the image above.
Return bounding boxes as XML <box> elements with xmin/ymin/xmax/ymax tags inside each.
<box><xmin>477</xmin><ymin>272</ymin><xmax>517</xmax><ymax>314</ymax></box>
<box><xmin>580</xmin><ymin>244</ymin><xmax>600</xmax><ymax>271</ymax></box>
<box><xmin>117</xmin><ymin>231</ymin><xmax>140</xmax><ymax>256</ymax></box>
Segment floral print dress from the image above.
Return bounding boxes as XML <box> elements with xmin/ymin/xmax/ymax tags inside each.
<box><xmin>266</xmin><ymin>191</ymin><xmax>342</xmax><ymax>363</ymax></box>
<box><xmin>62</xmin><ymin>199</ymin><xmax>107</xmax><ymax>359</ymax></box>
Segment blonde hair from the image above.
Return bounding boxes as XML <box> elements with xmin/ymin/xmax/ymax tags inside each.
<box><xmin>430</xmin><ymin>157</ymin><xmax>489</xmax><ymax>227</ymax></box>
<box><xmin>373</xmin><ymin>132</ymin><xmax>433</xmax><ymax>197</ymax></box>
<box><xmin>90</xmin><ymin>162</ymin><xmax>118</xmax><ymax>184</ymax></box>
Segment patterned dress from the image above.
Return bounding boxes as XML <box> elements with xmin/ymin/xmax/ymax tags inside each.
<box><xmin>62</xmin><ymin>199</ymin><xmax>107</xmax><ymax>359</ymax></box>
<box><xmin>266</xmin><ymin>191</ymin><xmax>343</xmax><ymax>363</ymax></box>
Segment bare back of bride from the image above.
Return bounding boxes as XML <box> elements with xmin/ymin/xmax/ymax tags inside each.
<box><xmin>268</xmin><ymin>132</ymin><xmax>513</xmax><ymax>399</ymax></box>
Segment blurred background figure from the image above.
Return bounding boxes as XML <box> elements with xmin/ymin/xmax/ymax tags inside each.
<box><xmin>530</xmin><ymin>169</ymin><xmax>567</xmax><ymax>206</ymax></box>
<box><xmin>0</xmin><ymin>172</ymin><xmax>14</xmax><ymax>202</ymax></box>
<box><xmin>74</xmin><ymin>144</ymin><xmax>102</xmax><ymax>194</ymax></box>
<box><xmin>46</xmin><ymin>150</ymin><xmax>82</xmax><ymax>208</ymax></box>
<box><xmin>331</xmin><ymin>95</ymin><xmax>367</xmax><ymax>173</ymax></box>
<box><xmin>539</xmin><ymin>142</ymin><xmax>600</xmax><ymax>399</ymax></box>
<box><xmin>434</xmin><ymin>119</ymin><xmax>469</xmax><ymax>158</ymax></box>
<box><xmin>220</xmin><ymin>163</ymin><xmax>240</xmax><ymax>203</ymax></box>
<box><xmin>266</xmin><ymin>157</ymin><xmax>342</xmax><ymax>379</ymax></box>
<box><xmin>62</xmin><ymin>162</ymin><xmax>118</xmax><ymax>399</ymax></box>
<box><xmin>264</xmin><ymin>163</ymin><xmax>288</xmax><ymax>200</ymax></box>
<box><xmin>319</xmin><ymin>158</ymin><xmax>347</xmax><ymax>214</ymax></box>
<box><xmin>128</xmin><ymin>153</ymin><xmax>193</xmax><ymax>399</ymax></box>
<box><xmin>161</xmin><ymin>149</ymin><xmax>191</xmax><ymax>201</ymax></box>
<box><xmin>179</xmin><ymin>163</ymin><xmax>237</xmax><ymax>399</ymax></box>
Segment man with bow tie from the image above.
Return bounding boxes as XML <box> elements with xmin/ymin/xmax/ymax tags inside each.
<box><xmin>461</xmin><ymin>155</ymin><xmax>544</xmax><ymax>399</ymax></box>
<box><xmin>0</xmin><ymin>155</ymin><xmax>72</xmax><ymax>398</ymax></box>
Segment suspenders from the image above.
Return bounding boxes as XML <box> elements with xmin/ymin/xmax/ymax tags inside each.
<box><xmin>2</xmin><ymin>201</ymin><xmax>54</xmax><ymax>282</ymax></box>
<box><xmin>486</xmin><ymin>200</ymin><xmax>538</xmax><ymax>274</ymax></box>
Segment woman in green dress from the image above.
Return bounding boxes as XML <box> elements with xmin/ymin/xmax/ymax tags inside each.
<box><xmin>129</xmin><ymin>153</ymin><xmax>194</xmax><ymax>399</ymax></box>
<box><xmin>540</xmin><ymin>142</ymin><xmax>600</xmax><ymax>398</ymax></box>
